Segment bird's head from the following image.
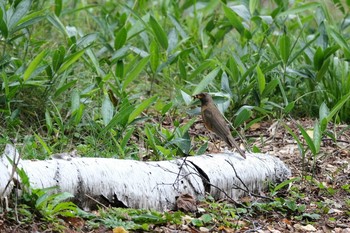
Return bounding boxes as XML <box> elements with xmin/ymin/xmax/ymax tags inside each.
<box><xmin>193</xmin><ymin>92</ymin><xmax>212</xmax><ymax>104</ymax></box>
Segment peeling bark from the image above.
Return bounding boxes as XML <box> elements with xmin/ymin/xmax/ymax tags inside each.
<box><xmin>1</xmin><ymin>144</ymin><xmax>291</xmax><ymax>211</ymax></box>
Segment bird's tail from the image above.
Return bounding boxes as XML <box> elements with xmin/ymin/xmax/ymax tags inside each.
<box><xmin>227</xmin><ymin>136</ymin><xmax>246</xmax><ymax>159</ymax></box>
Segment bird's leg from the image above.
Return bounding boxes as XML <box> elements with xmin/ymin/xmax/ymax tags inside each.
<box><xmin>207</xmin><ymin>134</ymin><xmax>221</xmax><ymax>152</ymax></box>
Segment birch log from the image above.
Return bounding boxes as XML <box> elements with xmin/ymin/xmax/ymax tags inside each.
<box><xmin>0</xmin><ymin>144</ymin><xmax>291</xmax><ymax>211</ymax></box>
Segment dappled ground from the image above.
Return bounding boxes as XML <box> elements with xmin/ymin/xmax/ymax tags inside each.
<box><xmin>240</xmin><ymin>118</ymin><xmax>350</xmax><ymax>232</ymax></box>
<box><xmin>0</xmin><ymin>118</ymin><xmax>349</xmax><ymax>232</ymax></box>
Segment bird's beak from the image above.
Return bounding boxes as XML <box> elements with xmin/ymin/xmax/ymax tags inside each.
<box><xmin>192</xmin><ymin>94</ymin><xmax>200</xmax><ymax>99</ymax></box>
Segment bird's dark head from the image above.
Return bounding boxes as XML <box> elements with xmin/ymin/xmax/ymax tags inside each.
<box><xmin>193</xmin><ymin>92</ymin><xmax>212</xmax><ymax>104</ymax></box>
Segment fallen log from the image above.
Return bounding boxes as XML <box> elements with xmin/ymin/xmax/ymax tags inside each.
<box><xmin>0</xmin><ymin>144</ymin><xmax>291</xmax><ymax>211</ymax></box>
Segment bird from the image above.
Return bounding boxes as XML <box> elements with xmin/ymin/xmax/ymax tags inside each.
<box><xmin>193</xmin><ymin>92</ymin><xmax>246</xmax><ymax>159</ymax></box>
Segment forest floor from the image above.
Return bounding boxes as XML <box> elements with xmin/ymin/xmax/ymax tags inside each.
<box><xmin>0</xmin><ymin>118</ymin><xmax>349</xmax><ymax>232</ymax></box>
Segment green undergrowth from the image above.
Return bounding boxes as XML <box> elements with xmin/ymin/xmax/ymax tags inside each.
<box><xmin>1</xmin><ymin>0</ymin><xmax>350</xmax><ymax>159</ymax></box>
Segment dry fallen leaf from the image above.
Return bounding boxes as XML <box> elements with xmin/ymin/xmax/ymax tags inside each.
<box><xmin>176</xmin><ymin>193</ymin><xmax>197</xmax><ymax>213</ymax></box>
<box><xmin>113</xmin><ymin>226</ymin><xmax>128</xmax><ymax>233</ymax></box>
<box><xmin>294</xmin><ymin>223</ymin><xmax>317</xmax><ymax>232</ymax></box>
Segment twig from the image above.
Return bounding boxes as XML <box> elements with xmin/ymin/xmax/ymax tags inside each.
<box><xmin>226</xmin><ymin>159</ymin><xmax>274</xmax><ymax>201</ymax></box>
<box><xmin>85</xmin><ymin>194</ymin><xmax>108</xmax><ymax>209</ymax></box>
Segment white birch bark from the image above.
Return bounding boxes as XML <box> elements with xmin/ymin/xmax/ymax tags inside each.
<box><xmin>0</xmin><ymin>144</ymin><xmax>291</xmax><ymax>211</ymax></box>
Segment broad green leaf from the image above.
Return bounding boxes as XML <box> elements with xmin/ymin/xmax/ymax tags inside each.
<box><xmin>156</xmin><ymin>145</ymin><xmax>171</xmax><ymax>157</ymax></box>
<box><xmin>302</xmin><ymin>213</ymin><xmax>321</xmax><ymax>220</ymax></box>
<box><xmin>73</xmin><ymin>104</ymin><xmax>84</xmax><ymax>125</ymax></box>
<box><xmin>298</xmin><ymin>124</ymin><xmax>316</xmax><ymax>155</ymax></box>
<box><xmin>319</xmin><ymin>102</ymin><xmax>329</xmax><ymax>132</ymax></box>
<box><xmin>15</xmin><ymin>10</ymin><xmax>45</xmax><ymax>31</ymax></box>
<box><xmin>181</xmin><ymin>90</ymin><xmax>192</xmax><ymax>106</ymax></box>
<box><xmin>128</xmin><ymin>95</ymin><xmax>157</xmax><ymax>124</ymax></box>
<box><xmin>326</xmin><ymin>92</ymin><xmax>350</xmax><ymax>122</ymax></box>
<box><xmin>179</xmin><ymin>118</ymin><xmax>196</xmax><ymax>136</ymax></box>
<box><xmin>221</xmin><ymin>72</ymin><xmax>231</xmax><ymax>94</ymax></box>
<box><xmin>145</xmin><ymin>124</ymin><xmax>156</xmax><ymax>150</ymax></box>
<box><xmin>222</xmin><ymin>4</ymin><xmax>244</xmax><ymax>35</ymax></box>
<box><xmin>8</xmin><ymin>0</ymin><xmax>31</xmax><ymax>30</ymax></box>
<box><xmin>178</xmin><ymin>59</ymin><xmax>187</xmax><ymax>80</ymax></box>
<box><xmin>231</xmin><ymin>5</ymin><xmax>251</xmax><ymax>22</ymax></box>
<box><xmin>191</xmin><ymin>218</ymin><xmax>204</xmax><ymax>227</ymax></box>
<box><xmin>86</xmin><ymin>48</ymin><xmax>104</xmax><ymax>77</ymax></box>
<box><xmin>316</xmin><ymin>58</ymin><xmax>330</xmax><ymax>81</ymax></box>
<box><xmin>150</xmin><ymin>40</ymin><xmax>159</xmax><ymax>73</ymax></box>
<box><xmin>262</xmin><ymin>78</ymin><xmax>278</xmax><ymax>97</ymax></box>
<box><xmin>45</xmin><ymin>109</ymin><xmax>52</xmax><ymax>134</ymax></box>
<box><xmin>121</xmin><ymin>127</ymin><xmax>135</xmax><ymax>149</ymax></box>
<box><xmin>23</xmin><ymin>50</ymin><xmax>46</xmax><ymax>82</ymax></box>
<box><xmin>149</xmin><ymin>15</ymin><xmax>168</xmax><ymax>50</ymax></box>
<box><xmin>0</xmin><ymin>7</ymin><xmax>8</xmax><ymax>38</ymax></box>
<box><xmin>242</xmin><ymin>63</ymin><xmax>258</xmax><ymax>80</ymax></box>
<box><xmin>114</xmin><ymin>27</ymin><xmax>127</xmax><ymax>50</ymax></box>
<box><xmin>115</xmin><ymin>60</ymin><xmax>124</xmax><ymax>79</ymax></box>
<box><xmin>249</xmin><ymin>0</ymin><xmax>259</xmax><ymax>14</ymax></box>
<box><xmin>100</xmin><ymin>105</ymin><xmax>134</xmax><ymax>135</ymax></box>
<box><xmin>324</xmin><ymin>45</ymin><xmax>339</xmax><ymax>59</ymax></box>
<box><xmin>52</xmin><ymin>46</ymin><xmax>65</xmax><ymax>72</ymax></box>
<box><xmin>111</xmin><ymin>46</ymin><xmax>130</xmax><ymax>61</ymax></box>
<box><xmin>189</xmin><ymin>60</ymin><xmax>216</xmax><ymax>80</ymax></box>
<box><xmin>167</xmin><ymin>28</ymin><xmax>178</xmax><ymax>53</ymax></box>
<box><xmin>168</xmin><ymin>136</ymin><xmax>191</xmax><ymax>154</ymax></box>
<box><xmin>193</xmin><ymin>68</ymin><xmax>220</xmax><ymax>95</ymax></box>
<box><xmin>196</xmin><ymin>142</ymin><xmax>208</xmax><ymax>155</ymax></box>
<box><xmin>102</xmin><ymin>94</ymin><xmax>114</xmax><ymax>126</ymax></box>
<box><xmin>313</xmin><ymin>47</ymin><xmax>324</xmax><ymax>70</ymax></box>
<box><xmin>328</xmin><ymin>27</ymin><xmax>350</xmax><ymax>57</ymax></box>
<box><xmin>57</xmin><ymin>50</ymin><xmax>85</xmax><ymax>74</ymax></box>
<box><xmin>47</xmin><ymin>13</ymin><xmax>67</xmax><ymax>37</ymax></box>
<box><xmin>280</xmin><ymin>35</ymin><xmax>290</xmax><ymax>64</ymax></box>
<box><xmin>284</xmin><ymin>102</ymin><xmax>295</xmax><ymax>113</ymax></box>
<box><xmin>161</xmin><ymin>102</ymin><xmax>172</xmax><ymax>115</ymax></box>
<box><xmin>313</xmin><ymin>120</ymin><xmax>321</xmax><ymax>154</ymax></box>
<box><xmin>272</xmin><ymin>177</ymin><xmax>300</xmax><ymax>194</ymax></box>
<box><xmin>71</xmin><ymin>90</ymin><xmax>80</xmax><ymax>112</ymax></box>
<box><xmin>54</xmin><ymin>0</ymin><xmax>62</xmax><ymax>16</ymax></box>
<box><xmin>226</xmin><ymin>57</ymin><xmax>240</xmax><ymax>82</ymax></box>
<box><xmin>54</xmin><ymin>80</ymin><xmax>77</xmax><ymax>98</ymax></box>
<box><xmin>234</xmin><ymin>108</ymin><xmax>251</xmax><ymax>127</ymax></box>
<box><xmin>200</xmin><ymin>214</ymin><xmax>212</xmax><ymax>223</ymax></box>
<box><xmin>122</xmin><ymin>56</ymin><xmax>149</xmax><ymax>91</ymax></box>
<box><xmin>256</xmin><ymin>65</ymin><xmax>265</xmax><ymax>94</ymax></box>
<box><xmin>277</xmin><ymin>2</ymin><xmax>320</xmax><ymax>17</ymax></box>
<box><xmin>77</xmin><ymin>33</ymin><xmax>98</xmax><ymax>48</ymax></box>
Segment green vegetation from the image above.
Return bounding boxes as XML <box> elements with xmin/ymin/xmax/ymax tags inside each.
<box><xmin>1</xmin><ymin>0</ymin><xmax>350</xmax><ymax>159</ymax></box>
<box><xmin>1</xmin><ymin>0</ymin><xmax>349</xmax><ymax>232</ymax></box>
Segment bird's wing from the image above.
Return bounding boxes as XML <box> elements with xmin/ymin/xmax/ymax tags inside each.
<box><xmin>202</xmin><ymin>107</ymin><xmax>230</xmax><ymax>138</ymax></box>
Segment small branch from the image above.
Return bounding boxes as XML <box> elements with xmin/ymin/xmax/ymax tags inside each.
<box><xmin>226</xmin><ymin>159</ymin><xmax>274</xmax><ymax>201</ymax></box>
